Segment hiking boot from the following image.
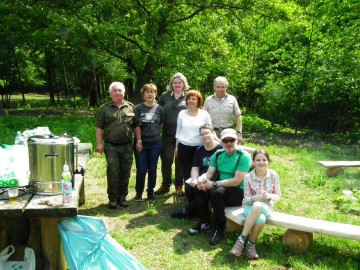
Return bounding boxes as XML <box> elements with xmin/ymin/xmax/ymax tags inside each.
<box><xmin>170</xmin><ymin>207</ymin><xmax>189</xmax><ymax>219</ymax></box>
<box><xmin>209</xmin><ymin>227</ymin><xmax>225</xmax><ymax>245</ymax></box>
<box><xmin>154</xmin><ymin>185</ymin><xmax>170</xmax><ymax>195</ymax></box>
<box><xmin>118</xmin><ymin>198</ymin><xmax>130</xmax><ymax>208</ymax></box>
<box><xmin>230</xmin><ymin>240</ymin><xmax>245</xmax><ymax>257</ymax></box>
<box><xmin>108</xmin><ymin>201</ymin><xmax>117</xmax><ymax>209</ymax></box>
<box><xmin>175</xmin><ymin>185</ymin><xmax>184</xmax><ymax>197</ymax></box>
<box><xmin>134</xmin><ymin>194</ymin><xmax>143</xmax><ymax>202</ymax></box>
<box><xmin>246</xmin><ymin>243</ymin><xmax>259</xmax><ymax>260</ymax></box>
<box><xmin>189</xmin><ymin>223</ymin><xmax>211</xmax><ymax>236</ymax></box>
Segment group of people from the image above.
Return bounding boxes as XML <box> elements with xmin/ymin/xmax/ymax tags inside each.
<box><xmin>95</xmin><ymin>73</ymin><xmax>281</xmax><ymax>259</ymax></box>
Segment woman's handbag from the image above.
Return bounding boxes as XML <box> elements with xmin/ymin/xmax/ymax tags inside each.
<box><xmin>0</xmin><ymin>245</ymin><xmax>35</xmax><ymax>270</ymax></box>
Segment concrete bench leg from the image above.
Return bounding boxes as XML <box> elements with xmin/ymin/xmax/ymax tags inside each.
<box><xmin>326</xmin><ymin>167</ymin><xmax>343</xmax><ymax>177</ymax></box>
<box><xmin>226</xmin><ymin>219</ymin><xmax>243</xmax><ymax>233</ymax></box>
<box><xmin>282</xmin><ymin>229</ymin><xmax>313</xmax><ymax>253</ymax></box>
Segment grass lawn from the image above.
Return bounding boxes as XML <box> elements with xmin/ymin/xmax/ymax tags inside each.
<box><xmin>79</xmin><ymin>144</ymin><xmax>360</xmax><ymax>270</ymax></box>
<box><xmin>1</xmin><ymin>101</ymin><xmax>359</xmax><ymax>269</ymax></box>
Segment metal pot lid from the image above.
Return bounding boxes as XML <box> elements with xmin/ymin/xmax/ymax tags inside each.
<box><xmin>28</xmin><ymin>134</ymin><xmax>74</xmax><ymax>144</ymax></box>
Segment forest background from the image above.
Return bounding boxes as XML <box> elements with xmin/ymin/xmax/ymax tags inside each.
<box><xmin>0</xmin><ymin>0</ymin><xmax>359</xmax><ymax>141</ymax></box>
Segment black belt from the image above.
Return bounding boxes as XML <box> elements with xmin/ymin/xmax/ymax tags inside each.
<box><xmin>214</xmin><ymin>127</ymin><xmax>233</xmax><ymax>131</ymax></box>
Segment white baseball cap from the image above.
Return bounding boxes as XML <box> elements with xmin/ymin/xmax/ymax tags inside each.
<box><xmin>220</xmin><ymin>128</ymin><xmax>237</xmax><ymax>140</ymax></box>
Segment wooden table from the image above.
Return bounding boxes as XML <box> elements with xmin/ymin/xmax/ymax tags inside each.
<box><xmin>0</xmin><ymin>143</ymin><xmax>91</xmax><ymax>270</ymax></box>
<box><xmin>0</xmin><ymin>176</ymin><xmax>84</xmax><ymax>269</ymax></box>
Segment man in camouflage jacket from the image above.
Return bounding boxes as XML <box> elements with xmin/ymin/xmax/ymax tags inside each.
<box><xmin>96</xmin><ymin>82</ymin><xmax>142</xmax><ymax>209</ymax></box>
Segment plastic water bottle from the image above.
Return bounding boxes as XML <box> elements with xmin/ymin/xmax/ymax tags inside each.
<box><xmin>61</xmin><ymin>164</ymin><xmax>72</xmax><ymax>206</ymax></box>
<box><xmin>14</xmin><ymin>131</ymin><xmax>22</xmax><ymax>145</ymax></box>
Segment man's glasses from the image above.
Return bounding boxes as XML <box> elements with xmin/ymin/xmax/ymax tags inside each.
<box><xmin>222</xmin><ymin>138</ymin><xmax>236</xmax><ymax>144</ymax></box>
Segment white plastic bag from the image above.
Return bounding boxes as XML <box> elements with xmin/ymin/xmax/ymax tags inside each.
<box><xmin>0</xmin><ymin>245</ymin><xmax>35</xmax><ymax>270</ymax></box>
<box><xmin>0</xmin><ymin>145</ymin><xmax>30</xmax><ymax>187</ymax></box>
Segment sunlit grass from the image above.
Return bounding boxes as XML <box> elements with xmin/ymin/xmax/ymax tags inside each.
<box><xmin>1</xmin><ymin>113</ymin><xmax>360</xmax><ymax>269</ymax></box>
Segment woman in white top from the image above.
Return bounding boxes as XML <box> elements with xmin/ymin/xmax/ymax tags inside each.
<box><xmin>175</xmin><ymin>90</ymin><xmax>211</xmax><ymax>195</ymax></box>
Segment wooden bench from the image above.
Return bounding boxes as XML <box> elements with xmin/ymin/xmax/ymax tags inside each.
<box><xmin>224</xmin><ymin>206</ymin><xmax>360</xmax><ymax>253</ymax></box>
<box><xmin>318</xmin><ymin>161</ymin><xmax>360</xmax><ymax>177</ymax></box>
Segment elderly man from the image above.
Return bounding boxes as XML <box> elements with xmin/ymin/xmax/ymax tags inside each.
<box><xmin>96</xmin><ymin>82</ymin><xmax>142</xmax><ymax>209</ymax></box>
<box><xmin>204</xmin><ymin>76</ymin><xmax>243</xmax><ymax>142</ymax></box>
<box><xmin>197</xmin><ymin>128</ymin><xmax>251</xmax><ymax>245</ymax></box>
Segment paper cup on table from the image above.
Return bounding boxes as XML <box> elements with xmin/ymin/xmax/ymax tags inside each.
<box><xmin>8</xmin><ymin>187</ymin><xmax>18</xmax><ymax>203</ymax></box>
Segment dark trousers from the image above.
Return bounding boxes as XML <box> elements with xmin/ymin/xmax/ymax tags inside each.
<box><xmin>209</xmin><ymin>187</ymin><xmax>244</xmax><ymax>229</ymax></box>
<box><xmin>134</xmin><ymin>140</ymin><xmax>162</xmax><ymax>196</ymax></box>
<box><xmin>104</xmin><ymin>143</ymin><xmax>133</xmax><ymax>202</ymax></box>
<box><xmin>185</xmin><ymin>183</ymin><xmax>210</xmax><ymax>222</ymax></box>
<box><xmin>160</xmin><ymin>136</ymin><xmax>184</xmax><ymax>187</ymax></box>
<box><xmin>178</xmin><ymin>142</ymin><xmax>198</xmax><ymax>182</ymax></box>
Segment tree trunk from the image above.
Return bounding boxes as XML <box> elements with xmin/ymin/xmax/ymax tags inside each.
<box><xmin>88</xmin><ymin>68</ymin><xmax>100</xmax><ymax>107</ymax></box>
<box><xmin>45</xmin><ymin>49</ymin><xmax>56</xmax><ymax>106</ymax></box>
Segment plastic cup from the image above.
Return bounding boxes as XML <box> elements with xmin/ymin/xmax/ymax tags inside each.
<box><xmin>8</xmin><ymin>187</ymin><xmax>19</xmax><ymax>203</ymax></box>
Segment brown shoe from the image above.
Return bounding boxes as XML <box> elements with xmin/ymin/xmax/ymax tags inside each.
<box><xmin>175</xmin><ymin>186</ymin><xmax>184</xmax><ymax>196</ymax></box>
<box><xmin>154</xmin><ymin>185</ymin><xmax>170</xmax><ymax>195</ymax></box>
<box><xmin>230</xmin><ymin>240</ymin><xmax>245</xmax><ymax>257</ymax></box>
<box><xmin>246</xmin><ymin>243</ymin><xmax>259</xmax><ymax>260</ymax></box>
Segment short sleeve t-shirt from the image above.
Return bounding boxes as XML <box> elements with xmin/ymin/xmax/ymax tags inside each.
<box><xmin>210</xmin><ymin>148</ymin><xmax>251</xmax><ymax>189</ymax></box>
<box><xmin>192</xmin><ymin>144</ymin><xmax>223</xmax><ymax>175</ymax></box>
<box><xmin>135</xmin><ymin>103</ymin><xmax>165</xmax><ymax>142</ymax></box>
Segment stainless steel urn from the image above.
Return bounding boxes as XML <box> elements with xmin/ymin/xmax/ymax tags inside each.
<box><xmin>28</xmin><ymin>135</ymin><xmax>74</xmax><ymax>195</ymax></box>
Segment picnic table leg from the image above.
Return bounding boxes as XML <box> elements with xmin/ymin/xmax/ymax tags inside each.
<box><xmin>29</xmin><ymin>218</ymin><xmax>67</xmax><ymax>270</ymax></box>
<box><xmin>282</xmin><ymin>229</ymin><xmax>313</xmax><ymax>253</ymax></box>
<box><xmin>0</xmin><ymin>219</ymin><xmax>7</xmax><ymax>251</ymax></box>
<box><xmin>79</xmin><ymin>176</ymin><xmax>85</xmax><ymax>206</ymax></box>
<box><xmin>326</xmin><ymin>167</ymin><xmax>343</xmax><ymax>177</ymax></box>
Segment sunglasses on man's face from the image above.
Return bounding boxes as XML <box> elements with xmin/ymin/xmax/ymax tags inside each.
<box><xmin>222</xmin><ymin>138</ymin><xmax>236</xmax><ymax>144</ymax></box>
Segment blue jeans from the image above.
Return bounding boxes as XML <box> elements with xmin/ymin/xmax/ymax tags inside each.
<box><xmin>134</xmin><ymin>140</ymin><xmax>162</xmax><ymax>196</ymax></box>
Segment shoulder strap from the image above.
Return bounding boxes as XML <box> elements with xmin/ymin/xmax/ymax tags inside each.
<box><xmin>148</xmin><ymin>103</ymin><xmax>159</xmax><ymax>114</ymax></box>
<box><xmin>215</xmin><ymin>149</ymin><xmax>242</xmax><ymax>167</ymax></box>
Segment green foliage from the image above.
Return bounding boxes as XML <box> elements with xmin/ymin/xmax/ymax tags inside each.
<box><xmin>333</xmin><ymin>189</ymin><xmax>360</xmax><ymax>215</ymax></box>
<box><xmin>1</xmin><ymin>0</ymin><xmax>360</xmax><ymax>136</ymax></box>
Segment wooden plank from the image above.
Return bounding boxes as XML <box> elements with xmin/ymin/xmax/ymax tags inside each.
<box><xmin>318</xmin><ymin>161</ymin><xmax>360</xmax><ymax>168</ymax></box>
<box><xmin>225</xmin><ymin>206</ymin><xmax>360</xmax><ymax>241</ymax></box>
<box><xmin>29</xmin><ymin>218</ymin><xmax>67</xmax><ymax>270</ymax></box>
<box><xmin>24</xmin><ymin>176</ymin><xmax>83</xmax><ymax>218</ymax></box>
<box><xmin>0</xmin><ymin>191</ymin><xmax>33</xmax><ymax>218</ymax></box>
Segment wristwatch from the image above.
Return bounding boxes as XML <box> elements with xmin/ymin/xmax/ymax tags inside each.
<box><xmin>213</xmin><ymin>181</ymin><xmax>218</xmax><ymax>188</ymax></box>
<box><xmin>137</xmin><ymin>140</ymin><xmax>142</xmax><ymax>144</ymax></box>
